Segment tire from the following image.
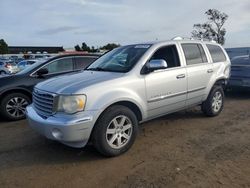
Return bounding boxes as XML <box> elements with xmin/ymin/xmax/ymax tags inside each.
<box><xmin>202</xmin><ymin>86</ymin><xmax>224</xmax><ymax>117</ymax></box>
<box><xmin>0</xmin><ymin>93</ymin><xmax>31</xmax><ymax>121</ymax></box>
<box><xmin>92</xmin><ymin>105</ymin><xmax>138</xmax><ymax>157</ymax></box>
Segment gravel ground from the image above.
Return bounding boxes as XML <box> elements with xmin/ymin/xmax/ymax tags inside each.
<box><xmin>0</xmin><ymin>91</ymin><xmax>250</xmax><ymax>188</ymax></box>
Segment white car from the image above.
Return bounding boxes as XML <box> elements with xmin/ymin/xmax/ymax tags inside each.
<box><xmin>27</xmin><ymin>38</ymin><xmax>231</xmax><ymax>156</ymax></box>
<box><xmin>0</xmin><ymin>60</ymin><xmax>19</xmax><ymax>75</ymax></box>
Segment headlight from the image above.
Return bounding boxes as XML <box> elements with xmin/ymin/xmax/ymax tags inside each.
<box><xmin>57</xmin><ymin>95</ymin><xmax>86</xmax><ymax>114</ymax></box>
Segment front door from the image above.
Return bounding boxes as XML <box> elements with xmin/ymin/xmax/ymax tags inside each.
<box><xmin>144</xmin><ymin>44</ymin><xmax>187</xmax><ymax>119</ymax></box>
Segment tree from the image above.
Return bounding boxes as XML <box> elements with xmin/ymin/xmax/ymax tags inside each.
<box><xmin>100</xmin><ymin>43</ymin><xmax>120</xmax><ymax>51</ymax></box>
<box><xmin>192</xmin><ymin>9</ymin><xmax>228</xmax><ymax>45</ymax></box>
<box><xmin>0</xmin><ymin>39</ymin><xmax>9</xmax><ymax>54</ymax></box>
<box><xmin>81</xmin><ymin>42</ymin><xmax>90</xmax><ymax>52</ymax></box>
<box><xmin>74</xmin><ymin>44</ymin><xmax>81</xmax><ymax>51</ymax></box>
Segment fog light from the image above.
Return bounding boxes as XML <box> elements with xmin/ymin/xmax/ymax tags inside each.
<box><xmin>52</xmin><ymin>128</ymin><xmax>63</xmax><ymax>140</ymax></box>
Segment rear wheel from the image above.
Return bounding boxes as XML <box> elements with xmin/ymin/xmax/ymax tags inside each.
<box><xmin>0</xmin><ymin>93</ymin><xmax>31</xmax><ymax>121</ymax></box>
<box><xmin>202</xmin><ymin>86</ymin><xmax>224</xmax><ymax>117</ymax></box>
<box><xmin>92</xmin><ymin>105</ymin><xmax>138</xmax><ymax>157</ymax></box>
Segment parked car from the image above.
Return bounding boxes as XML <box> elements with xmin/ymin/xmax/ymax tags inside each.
<box><xmin>26</xmin><ymin>39</ymin><xmax>231</xmax><ymax>157</ymax></box>
<box><xmin>228</xmin><ymin>55</ymin><xmax>250</xmax><ymax>90</ymax></box>
<box><xmin>17</xmin><ymin>59</ymin><xmax>41</xmax><ymax>71</ymax></box>
<box><xmin>0</xmin><ymin>54</ymin><xmax>99</xmax><ymax>120</ymax></box>
<box><xmin>0</xmin><ymin>60</ymin><xmax>19</xmax><ymax>75</ymax></box>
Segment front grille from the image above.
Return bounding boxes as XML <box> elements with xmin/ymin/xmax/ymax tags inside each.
<box><xmin>32</xmin><ymin>89</ymin><xmax>56</xmax><ymax>117</ymax></box>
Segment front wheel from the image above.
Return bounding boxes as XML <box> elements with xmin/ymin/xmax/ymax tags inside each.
<box><xmin>92</xmin><ymin>105</ymin><xmax>138</xmax><ymax>157</ymax></box>
<box><xmin>202</xmin><ymin>86</ymin><xmax>224</xmax><ymax>117</ymax></box>
<box><xmin>0</xmin><ymin>93</ymin><xmax>31</xmax><ymax>121</ymax></box>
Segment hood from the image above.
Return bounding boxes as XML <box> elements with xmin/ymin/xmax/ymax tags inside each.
<box><xmin>35</xmin><ymin>71</ymin><xmax>124</xmax><ymax>94</ymax></box>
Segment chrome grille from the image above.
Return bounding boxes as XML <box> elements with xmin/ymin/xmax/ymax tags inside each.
<box><xmin>32</xmin><ymin>89</ymin><xmax>55</xmax><ymax>117</ymax></box>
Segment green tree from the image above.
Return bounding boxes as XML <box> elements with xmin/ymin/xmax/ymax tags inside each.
<box><xmin>192</xmin><ymin>9</ymin><xmax>228</xmax><ymax>45</ymax></box>
<box><xmin>101</xmin><ymin>43</ymin><xmax>120</xmax><ymax>51</ymax></box>
<box><xmin>81</xmin><ymin>42</ymin><xmax>90</xmax><ymax>51</ymax></box>
<box><xmin>0</xmin><ymin>39</ymin><xmax>9</xmax><ymax>54</ymax></box>
<box><xmin>74</xmin><ymin>44</ymin><xmax>82</xmax><ymax>51</ymax></box>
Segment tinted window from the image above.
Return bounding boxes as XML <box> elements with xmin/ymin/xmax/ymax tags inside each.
<box><xmin>206</xmin><ymin>44</ymin><xmax>226</xmax><ymax>62</ymax></box>
<box><xmin>44</xmin><ymin>57</ymin><xmax>73</xmax><ymax>74</ymax></box>
<box><xmin>150</xmin><ymin>45</ymin><xmax>180</xmax><ymax>68</ymax></box>
<box><xmin>75</xmin><ymin>56</ymin><xmax>97</xmax><ymax>70</ymax></box>
<box><xmin>182</xmin><ymin>44</ymin><xmax>207</xmax><ymax>65</ymax></box>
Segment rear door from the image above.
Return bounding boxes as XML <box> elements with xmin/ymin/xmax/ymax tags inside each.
<box><xmin>181</xmin><ymin>43</ymin><xmax>213</xmax><ymax>106</ymax></box>
<box><xmin>144</xmin><ymin>44</ymin><xmax>187</xmax><ymax>119</ymax></box>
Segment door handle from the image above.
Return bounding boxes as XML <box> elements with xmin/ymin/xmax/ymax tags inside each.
<box><xmin>207</xmin><ymin>69</ymin><xmax>214</xmax><ymax>73</ymax></box>
<box><xmin>176</xmin><ymin>74</ymin><xmax>185</xmax><ymax>79</ymax></box>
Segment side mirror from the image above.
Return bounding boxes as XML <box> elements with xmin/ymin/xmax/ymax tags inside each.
<box><xmin>147</xmin><ymin>59</ymin><xmax>168</xmax><ymax>71</ymax></box>
<box><xmin>36</xmin><ymin>68</ymin><xmax>48</xmax><ymax>77</ymax></box>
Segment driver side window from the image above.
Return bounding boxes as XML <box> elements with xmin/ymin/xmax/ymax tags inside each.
<box><xmin>43</xmin><ymin>57</ymin><xmax>73</xmax><ymax>74</ymax></box>
<box><xmin>150</xmin><ymin>45</ymin><xmax>180</xmax><ymax>68</ymax></box>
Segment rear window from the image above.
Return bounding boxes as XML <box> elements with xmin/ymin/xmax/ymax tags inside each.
<box><xmin>206</xmin><ymin>44</ymin><xmax>226</xmax><ymax>63</ymax></box>
<box><xmin>181</xmin><ymin>43</ymin><xmax>208</xmax><ymax>65</ymax></box>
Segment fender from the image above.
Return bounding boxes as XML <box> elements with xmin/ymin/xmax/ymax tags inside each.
<box><xmin>0</xmin><ymin>87</ymin><xmax>32</xmax><ymax>98</ymax></box>
<box><xmin>87</xmin><ymin>88</ymin><xmax>148</xmax><ymax>121</ymax></box>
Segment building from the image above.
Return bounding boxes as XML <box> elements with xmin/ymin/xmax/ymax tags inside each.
<box><xmin>8</xmin><ymin>46</ymin><xmax>65</xmax><ymax>54</ymax></box>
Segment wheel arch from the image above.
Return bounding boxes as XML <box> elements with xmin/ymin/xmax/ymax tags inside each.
<box><xmin>204</xmin><ymin>77</ymin><xmax>227</xmax><ymax>101</ymax></box>
<box><xmin>89</xmin><ymin>100</ymin><xmax>143</xmax><ymax>146</ymax></box>
<box><xmin>0</xmin><ymin>88</ymin><xmax>32</xmax><ymax>102</ymax></box>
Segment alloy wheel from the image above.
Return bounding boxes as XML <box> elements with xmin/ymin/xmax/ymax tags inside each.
<box><xmin>106</xmin><ymin>115</ymin><xmax>133</xmax><ymax>149</ymax></box>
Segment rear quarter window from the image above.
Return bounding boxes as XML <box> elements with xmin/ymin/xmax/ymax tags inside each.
<box><xmin>206</xmin><ymin>44</ymin><xmax>227</xmax><ymax>63</ymax></box>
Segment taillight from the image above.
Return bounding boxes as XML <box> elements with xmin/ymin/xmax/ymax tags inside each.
<box><xmin>5</xmin><ymin>63</ymin><xmax>11</xmax><ymax>68</ymax></box>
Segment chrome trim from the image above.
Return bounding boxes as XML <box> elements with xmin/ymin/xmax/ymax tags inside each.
<box><xmin>187</xmin><ymin>86</ymin><xmax>206</xmax><ymax>94</ymax></box>
<box><xmin>148</xmin><ymin>91</ymin><xmax>187</xmax><ymax>103</ymax></box>
<box><xmin>147</xmin><ymin>86</ymin><xmax>206</xmax><ymax>103</ymax></box>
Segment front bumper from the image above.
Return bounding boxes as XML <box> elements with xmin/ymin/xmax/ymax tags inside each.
<box><xmin>26</xmin><ymin>105</ymin><xmax>99</xmax><ymax>148</ymax></box>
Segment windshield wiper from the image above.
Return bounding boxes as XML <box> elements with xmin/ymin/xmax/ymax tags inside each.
<box><xmin>85</xmin><ymin>67</ymin><xmax>107</xmax><ymax>71</ymax></box>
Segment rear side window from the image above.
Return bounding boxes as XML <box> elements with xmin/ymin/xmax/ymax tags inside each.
<box><xmin>206</xmin><ymin>44</ymin><xmax>226</xmax><ymax>62</ymax></box>
<box><xmin>182</xmin><ymin>44</ymin><xmax>208</xmax><ymax>65</ymax></box>
<box><xmin>150</xmin><ymin>45</ymin><xmax>180</xmax><ymax>68</ymax></box>
<box><xmin>74</xmin><ymin>57</ymin><xmax>97</xmax><ymax>70</ymax></box>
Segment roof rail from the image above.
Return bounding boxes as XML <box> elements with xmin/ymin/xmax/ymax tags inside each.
<box><xmin>171</xmin><ymin>36</ymin><xmax>194</xmax><ymax>41</ymax></box>
<box><xmin>171</xmin><ymin>36</ymin><xmax>217</xmax><ymax>43</ymax></box>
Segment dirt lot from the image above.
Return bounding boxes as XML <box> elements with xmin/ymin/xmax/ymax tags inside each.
<box><xmin>0</xmin><ymin>91</ymin><xmax>250</xmax><ymax>188</ymax></box>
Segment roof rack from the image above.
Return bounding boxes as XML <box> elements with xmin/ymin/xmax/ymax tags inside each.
<box><xmin>171</xmin><ymin>36</ymin><xmax>217</xmax><ymax>43</ymax></box>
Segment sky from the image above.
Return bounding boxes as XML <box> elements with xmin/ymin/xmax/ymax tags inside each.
<box><xmin>0</xmin><ymin>0</ymin><xmax>250</xmax><ymax>48</ymax></box>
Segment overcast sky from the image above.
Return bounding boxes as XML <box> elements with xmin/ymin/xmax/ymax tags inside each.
<box><xmin>1</xmin><ymin>0</ymin><xmax>250</xmax><ymax>48</ymax></box>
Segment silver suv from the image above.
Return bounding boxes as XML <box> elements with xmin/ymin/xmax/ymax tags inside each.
<box><xmin>27</xmin><ymin>39</ymin><xmax>231</xmax><ymax>156</ymax></box>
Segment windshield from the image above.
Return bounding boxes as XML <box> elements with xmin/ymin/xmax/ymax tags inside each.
<box><xmin>16</xmin><ymin>59</ymin><xmax>47</xmax><ymax>75</ymax></box>
<box><xmin>86</xmin><ymin>44</ymin><xmax>151</xmax><ymax>73</ymax></box>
